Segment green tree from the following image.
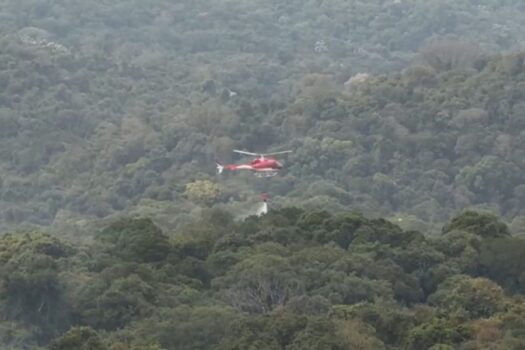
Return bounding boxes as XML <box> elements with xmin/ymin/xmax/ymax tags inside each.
<box><xmin>214</xmin><ymin>254</ymin><xmax>303</xmax><ymax>314</ymax></box>
<box><xmin>479</xmin><ymin>237</ymin><xmax>525</xmax><ymax>293</ymax></box>
<box><xmin>184</xmin><ymin>180</ymin><xmax>221</xmax><ymax>205</ymax></box>
<box><xmin>96</xmin><ymin>218</ymin><xmax>170</xmax><ymax>263</ymax></box>
<box><xmin>120</xmin><ymin>306</ymin><xmax>236</xmax><ymax>350</ymax></box>
<box><xmin>405</xmin><ymin>317</ymin><xmax>468</xmax><ymax>350</ymax></box>
<box><xmin>429</xmin><ymin>275</ymin><xmax>506</xmax><ymax>319</ymax></box>
<box><xmin>455</xmin><ymin>157</ymin><xmax>520</xmax><ymax>201</ymax></box>
<box><xmin>0</xmin><ymin>233</ymin><xmax>71</xmax><ymax>342</ymax></box>
<box><xmin>49</xmin><ymin>326</ymin><xmax>107</xmax><ymax>350</ymax></box>
<box><xmin>418</xmin><ymin>39</ymin><xmax>482</xmax><ymax>71</ymax></box>
<box><xmin>286</xmin><ymin>318</ymin><xmax>347</xmax><ymax>350</ymax></box>
<box><xmin>442</xmin><ymin>211</ymin><xmax>510</xmax><ymax>239</ymax></box>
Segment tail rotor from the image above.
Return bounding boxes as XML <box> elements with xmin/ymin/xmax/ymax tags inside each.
<box><xmin>216</xmin><ymin>162</ymin><xmax>224</xmax><ymax>174</ymax></box>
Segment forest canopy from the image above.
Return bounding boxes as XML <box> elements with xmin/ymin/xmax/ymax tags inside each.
<box><xmin>0</xmin><ymin>1</ymin><xmax>525</xmax><ymax>348</ymax></box>
<box><xmin>0</xmin><ymin>209</ymin><xmax>523</xmax><ymax>349</ymax></box>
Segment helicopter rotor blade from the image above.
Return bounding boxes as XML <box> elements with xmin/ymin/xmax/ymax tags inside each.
<box><xmin>233</xmin><ymin>149</ymin><xmax>292</xmax><ymax>157</ymax></box>
<box><xmin>261</xmin><ymin>150</ymin><xmax>292</xmax><ymax>156</ymax></box>
<box><xmin>233</xmin><ymin>150</ymin><xmax>260</xmax><ymax>156</ymax></box>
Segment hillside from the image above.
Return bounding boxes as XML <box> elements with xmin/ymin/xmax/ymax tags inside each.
<box><xmin>0</xmin><ymin>1</ymin><xmax>525</xmax><ymax>234</ymax></box>
<box><xmin>279</xmin><ymin>51</ymin><xmax>525</xmax><ymax>228</ymax></box>
<box><xmin>0</xmin><ymin>42</ymin><xmax>525</xmax><ymax>230</ymax></box>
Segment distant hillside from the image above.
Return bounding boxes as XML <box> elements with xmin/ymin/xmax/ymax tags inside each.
<box><xmin>0</xmin><ymin>0</ymin><xmax>524</xmax><ymax>233</ymax></box>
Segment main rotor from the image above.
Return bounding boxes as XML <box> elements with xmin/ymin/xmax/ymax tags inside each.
<box><xmin>233</xmin><ymin>149</ymin><xmax>292</xmax><ymax>159</ymax></box>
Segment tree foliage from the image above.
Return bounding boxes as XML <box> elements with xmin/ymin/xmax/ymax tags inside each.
<box><xmin>96</xmin><ymin>218</ymin><xmax>170</xmax><ymax>263</ymax></box>
<box><xmin>0</xmin><ymin>0</ymin><xmax>523</xmax><ymax>349</ymax></box>
<box><xmin>0</xmin><ymin>209</ymin><xmax>520</xmax><ymax>349</ymax></box>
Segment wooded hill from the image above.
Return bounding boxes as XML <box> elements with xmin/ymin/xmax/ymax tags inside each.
<box><xmin>1</xmin><ymin>1</ymin><xmax>525</xmax><ymax>349</ymax></box>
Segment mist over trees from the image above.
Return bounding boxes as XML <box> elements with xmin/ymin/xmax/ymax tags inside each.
<box><xmin>0</xmin><ymin>0</ymin><xmax>525</xmax><ymax>348</ymax></box>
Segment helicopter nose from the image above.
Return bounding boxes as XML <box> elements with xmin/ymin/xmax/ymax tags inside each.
<box><xmin>276</xmin><ymin>161</ymin><xmax>283</xmax><ymax>169</ymax></box>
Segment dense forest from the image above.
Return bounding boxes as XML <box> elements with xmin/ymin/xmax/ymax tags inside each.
<box><xmin>1</xmin><ymin>0</ymin><xmax>525</xmax><ymax>349</ymax></box>
<box><xmin>1</xmin><ymin>209</ymin><xmax>525</xmax><ymax>349</ymax></box>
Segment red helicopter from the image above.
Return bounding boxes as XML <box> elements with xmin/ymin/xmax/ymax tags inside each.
<box><xmin>216</xmin><ymin>150</ymin><xmax>292</xmax><ymax>177</ymax></box>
